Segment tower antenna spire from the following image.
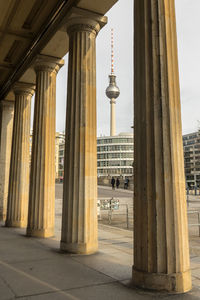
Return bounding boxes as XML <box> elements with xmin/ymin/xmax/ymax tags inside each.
<box><xmin>111</xmin><ymin>28</ymin><xmax>114</xmax><ymax>74</ymax></box>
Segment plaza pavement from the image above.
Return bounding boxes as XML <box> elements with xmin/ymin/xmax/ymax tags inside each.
<box><xmin>1</xmin><ymin>186</ymin><xmax>200</xmax><ymax>299</ymax></box>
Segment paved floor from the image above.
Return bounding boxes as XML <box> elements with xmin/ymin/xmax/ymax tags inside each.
<box><xmin>98</xmin><ymin>185</ymin><xmax>133</xmax><ymax>199</ymax></box>
<box><xmin>1</xmin><ymin>185</ymin><xmax>200</xmax><ymax>299</ymax></box>
<box><xmin>55</xmin><ymin>183</ymin><xmax>134</xmax><ymax>202</ymax></box>
<box><xmin>1</xmin><ymin>223</ymin><xmax>200</xmax><ymax>299</ymax></box>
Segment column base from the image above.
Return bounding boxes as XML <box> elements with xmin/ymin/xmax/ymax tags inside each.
<box><xmin>5</xmin><ymin>220</ymin><xmax>27</xmax><ymax>228</ymax></box>
<box><xmin>60</xmin><ymin>241</ymin><xmax>98</xmax><ymax>255</ymax></box>
<box><xmin>26</xmin><ymin>227</ymin><xmax>54</xmax><ymax>238</ymax></box>
<box><xmin>132</xmin><ymin>267</ymin><xmax>192</xmax><ymax>293</ymax></box>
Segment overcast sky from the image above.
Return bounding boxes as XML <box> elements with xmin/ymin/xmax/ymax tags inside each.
<box><xmin>54</xmin><ymin>0</ymin><xmax>200</xmax><ymax>136</ymax></box>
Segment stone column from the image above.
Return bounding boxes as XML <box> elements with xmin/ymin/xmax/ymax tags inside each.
<box><xmin>60</xmin><ymin>14</ymin><xmax>106</xmax><ymax>254</ymax></box>
<box><xmin>133</xmin><ymin>0</ymin><xmax>191</xmax><ymax>293</ymax></box>
<box><xmin>0</xmin><ymin>100</ymin><xmax>14</xmax><ymax>221</ymax></box>
<box><xmin>27</xmin><ymin>55</ymin><xmax>64</xmax><ymax>238</ymax></box>
<box><xmin>6</xmin><ymin>83</ymin><xmax>34</xmax><ymax>228</ymax></box>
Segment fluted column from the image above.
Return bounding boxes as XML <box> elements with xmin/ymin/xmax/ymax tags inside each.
<box><xmin>60</xmin><ymin>15</ymin><xmax>106</xmax><ymax>254</ymax></box>
<box><xmin>0</xmin><ymin>100</ymin><xmax>14</xmax><ymax>221</ymax></box>
<box><xmin>27</xmin><ymin>55</ymin><xmax>64</xmax><ymax>238</ymax></box>
<box><xmin>6</xmin><ymin>83</ymin><xmax>35</xmax><ymax>228</ymax></box>
<box><xmin>133</xmin><ymin>0</ymin><xmax>191</xmax><ymax>293</ymax></box>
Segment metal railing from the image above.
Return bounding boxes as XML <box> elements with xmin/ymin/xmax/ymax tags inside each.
<box><xmin>98</xmin><ymin>198</ymin><xmax>133</xmax><ymax>229</ymax></box>
<box><xmin>98</xmin><ymin>198</ymin><xmax>200</xmax><ymax>235</ymax></box>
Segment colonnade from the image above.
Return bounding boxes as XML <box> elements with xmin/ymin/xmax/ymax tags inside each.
<box><xmin>0</xmin><ymin>1</ymin><xmax>192</xmax><ymax>293</ymax></box>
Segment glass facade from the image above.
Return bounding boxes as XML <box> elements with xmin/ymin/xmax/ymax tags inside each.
<box><xmin>97</xmin><ymin>133</ymin><xmax>134</xmax><ymax>177</ymax></box>
<box><xmin>57</xmin><ymin>133</ymin><xmax>134</xmax><ymax>179</ymax></box>
<box><xmin>58</xmin><ymin>144</ymin><xmax>65</xmax><ymax>179</ymax></box>
<box><xmin>183</xmin><ymin>131</ymin><xmax>200</xmax><ymax>188</ymax></box>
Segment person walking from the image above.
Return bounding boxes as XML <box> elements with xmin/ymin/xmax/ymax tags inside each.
<box><xmin>116</xmin><ymin>178</ymin><xmax>120</xmax><ymax>189</ymax></box>
<box><xmin>111</xmin><ymin>177</ymin><xmax>115</xmax><ymax>189</ymax></box>
<box><xmin>124</xmin><ymin>178</ymin><xmax>128</xmax><ymax>189</ymax></box>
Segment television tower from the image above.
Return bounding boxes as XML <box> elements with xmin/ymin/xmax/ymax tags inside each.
<box><xmin>106</xmin><ymin>28</ymin><xmax>120</xmax><ymax>136</ymax></box>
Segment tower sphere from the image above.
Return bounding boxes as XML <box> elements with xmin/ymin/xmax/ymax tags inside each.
<box><xmin>106</xmin><ymin>74</ymin><xmax>120</xmax><ymax>99</ymax></box>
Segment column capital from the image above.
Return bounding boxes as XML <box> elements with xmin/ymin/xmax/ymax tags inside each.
<box><xmin>66</xmin><ymin>7</ymin><xmax>107</xmax><ymax>36</ymax></box>
<box><xmin>33</xmin><ymin>55</ymin><xmax>64</xmax><ymax>74</ymax></box>
<box><xmin>67</xmin><ymin>18</ymin><xmax>100</xmax><ymax>36</ymax></box>
<box><xmin>13</xmin><ymin>82</ymin><xmax>35</xmax><ymax>97</ymax></box>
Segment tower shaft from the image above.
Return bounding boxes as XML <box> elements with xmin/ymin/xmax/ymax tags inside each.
<box><xmin>110</xmin><ymin>99</ymin><xmax>116</xmax><ymax>136</ymax></box>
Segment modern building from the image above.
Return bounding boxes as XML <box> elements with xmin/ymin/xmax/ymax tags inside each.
<box><xmin>183</xmin><ymin>131</ymin><xmax>200</xmax><ymax>188</ymax></box>
<box><xmin>58</xmin><ymin>142</ymin><xmax>65</xmax><ymax>181</ymax></box>
<box><xmin>97</xmin><ymin>132</ymin><xmax>133</xmax><ymax>177</ymax></box>
<box><xmin>57</xmin><ymin>132</ymin><xmax>133</xmax><ymax>180</ymax></box>
<box><xmin>55</xmin><ymin>133</ymin><xmax>65</xmax><ymax>180</ymax></box>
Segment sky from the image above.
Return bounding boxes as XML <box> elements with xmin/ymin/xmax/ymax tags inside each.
<box><xmin>54</xmin><ymin>0</ymin><xmax>200</xmax><ymax>136</ymax></box>
<box><xmin>175</xmin><ymin>0</ymin><xmax>200</xmax><ymax>134</ymax></box>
